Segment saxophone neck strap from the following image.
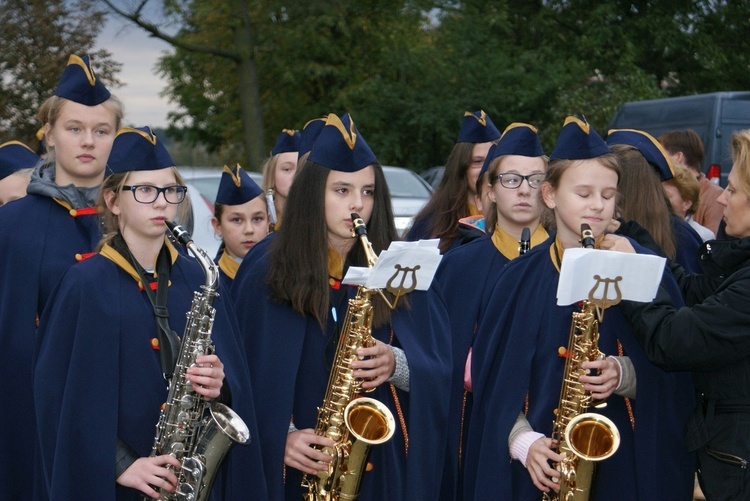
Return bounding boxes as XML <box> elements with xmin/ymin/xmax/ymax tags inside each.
<box><xmin>113</xmin><ymin>234</ymin><xmax>180</xmax><ymax>381</ymax></box>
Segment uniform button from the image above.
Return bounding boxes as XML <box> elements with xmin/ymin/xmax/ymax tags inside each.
<box><xmin>151</xmin><ymin>338</ymin><xmax>160</xmax><ymax>350</ymax></box>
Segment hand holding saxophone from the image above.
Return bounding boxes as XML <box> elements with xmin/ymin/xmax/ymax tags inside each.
<box><xmin>526</xmin><ymin>438</ymin><xmax>563</xmax><ymax>493</ymax></box>
<box><xmin>579</xmin><ymin>358</ymin><xmax>620</xmax><ymax>400</ymax></box>
<box><xmin>351</xmin><ymin>339</ymin><xmax>396</xmax><ymax>390</ymax></box>
<box><xmin>117</xmin><ymin>455</ymin><xmax>181</xmax><ymax>499</ymax></box>
<box><xmin>185</xmin><ymin>354</ymin><xmax>225</xmax><ymax>400</ymax></box>
<box><xmin>285</xmin><ymin>429</ymin><xmax>335</xmax><ymax>475</ymax></box>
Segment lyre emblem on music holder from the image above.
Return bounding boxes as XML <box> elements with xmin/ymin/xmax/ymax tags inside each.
<box><xmin>587</xmin><ymin>275</ymin><xmax>622</xmax><ymax>321</ymax></box>
<box><xmin>384</xmin><ymin>264</ymin><xmax>420</xmax><ymax>308</ymax></box>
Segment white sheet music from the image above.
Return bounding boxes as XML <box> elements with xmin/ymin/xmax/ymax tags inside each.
<box><xmin>556</xmin><ymin>248</ymin><xmax>666</xmax><ymax>306</ymax></box>
<box><xmin>342</xmin><ymin>239</ymin><xmax>442</xmax><ymax>291</ymax></box>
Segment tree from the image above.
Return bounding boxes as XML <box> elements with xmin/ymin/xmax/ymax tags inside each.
<box><xmin>103</xmin><ymin>0</ymin><xmax>266</xmax><ymax>169</ymax></box>
<box><xmin>0</xmin><ymin>0</ymin><xmax>120</xmax><ymax>145</ymax></box>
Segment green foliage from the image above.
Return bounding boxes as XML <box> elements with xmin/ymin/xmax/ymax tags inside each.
<box><xmin>133</xmin><ymin>0</ymin><xmax>750</xmax><ymax>171</ymax></box>
<box><xmin>0</xmin><ymin>0</ymin><xmax>120</xmax><ymax>145</ymax></box>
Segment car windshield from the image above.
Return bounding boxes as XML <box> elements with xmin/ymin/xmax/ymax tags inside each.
<box><xmin>383</xmin><ymin>168</ymin><xmax>431</xmax><ymax>198</ymax></box>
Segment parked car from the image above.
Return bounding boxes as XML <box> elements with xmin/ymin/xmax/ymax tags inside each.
<box><xmin>607</xmin><ymin>91</ymin><xmax>750</xmax><ymax>186</ymax></box>
<box><xmin>177</xmin><ymin>165</ymin><xmax>431</xmax><ymax>253</ymax></box>
<box><xmin>420</xmin><ymin>165</ymin><xmax>445</xmax><ymax>188</ymax></box>
<box><xmin>382</xmin><ymin>166</ymin><xmax>433</xmax><ymax>237</ymax></box>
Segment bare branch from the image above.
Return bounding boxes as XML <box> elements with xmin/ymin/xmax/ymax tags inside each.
<box><xmin>101</xmin><ymin>0</ymin><xmax>240</xmax><ymax>62</ymax></box>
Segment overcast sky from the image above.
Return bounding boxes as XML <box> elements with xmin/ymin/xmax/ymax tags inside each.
<box><xmin>96</xmin><ymin>15</ymin><xmax>175</xmax><ymax>129</ymax></box>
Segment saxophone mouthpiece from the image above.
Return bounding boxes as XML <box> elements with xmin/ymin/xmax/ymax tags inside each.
<box><xmin>165</xmin><ymin>221</ymin><xmax>193</xmax><ymax>247</ymax></box>
<box><xmin>351</xmin><ymin>213</ymin><xmax>368</xmax><ymax>237</ymax></box>
<box><xmin>519</xmin><ymin>227</ymin><xmax>531</xmax><ymax>255</ymax></box>
<box><xmin>580</xmin><ymin>224</ymin><xmax>596</xmax><ymax>249</ymax></box>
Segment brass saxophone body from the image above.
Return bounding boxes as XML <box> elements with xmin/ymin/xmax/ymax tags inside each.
<box><xmin>301</xmin><ymin>214</ymin><xmax>396</xmax><ymax>501</ymax></box>
<box><xmin>543</xmin><ymin>224</ymin><xmax>620</xmax><ymax>501</ymax></box>
<box><xmin>148</xmin><ymin>222</ymin><xmax>250</xmax><ymax>501</ymax></box>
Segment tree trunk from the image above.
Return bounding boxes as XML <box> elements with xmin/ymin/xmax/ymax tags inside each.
<box><xmin>234</xmin><ymin>1</ymin><xmax>265</xmax><ymax>171</ymax></box>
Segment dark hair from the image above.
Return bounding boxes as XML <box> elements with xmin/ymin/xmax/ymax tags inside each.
<box><xmin>610</xmin><ymin>144</ymin><xmax>676</xmax><ymax>259</ymax></box>
<box><xmin>411</xmin><ymin>142</ymin><xmax>475</xmax><ymax>252</ymax></box>
<box><xmin>658</xmin><ymin>129</ymin><xmax>705</xmax><ymax>172</ymax></box>
<box><xmin>267</xmin><ymin>161</ymin><xmax>398</xmax><ymax>328</ymax></box>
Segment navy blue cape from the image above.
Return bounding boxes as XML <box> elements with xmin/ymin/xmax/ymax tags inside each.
<box><xmin>0</xmin><ymin>194</ymin><xmax>102</xmax><ymax>500</ymax></box>
<box><xmin>34</xmin><ymin>251</ymin><xmax>268</xmax><ymax>500</ymax></box>
<box><xmin>463</xmin><ymin>236</ymin><xmax>695</xmax><ymax>500</ymax></box>
<box><xmin>232</xmin><ymin>248</ymin><xmax>452</xmax><ymax>500</ymax></box>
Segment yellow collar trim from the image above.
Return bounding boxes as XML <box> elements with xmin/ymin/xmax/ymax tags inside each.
<box><xmin>327</xmin><ymin>247</ymin><xmax>344</xmax><ymax>280</ymax></box>
<box><xmin>491</xmin><ymin>224</ymin><xmax>549</xmax><ymax>260</ymax></box>
<box><xmin>100</xmin><ymin>237</ymin><xmax>178</xmax><ymax>289</ymax></box>
<box><xmin>218</xmin><ymin>249</ymin><xmax>240</xmax><ymax>280</ymax></box>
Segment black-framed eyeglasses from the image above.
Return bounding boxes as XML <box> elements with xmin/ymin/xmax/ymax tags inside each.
<box><xmin>122</xmin><ymin>185</ymin><xmax>188</xmax><ymax>204</ymax></box>
<box><xmin>495</xmin><ymin>173</ymin><xmax>545</xmax><ymax>189</ymax></box>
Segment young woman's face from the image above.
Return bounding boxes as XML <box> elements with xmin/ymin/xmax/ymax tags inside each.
<box><xmin>45</xmin><ymin>100</ymin><xmax>116</xmax><ymax>187</ymax></box>
<box><xmin>0</xmin><ymin>171</ymin><xmax>30</xmax><ymax>207</ymax></box>
<box><xmin>324</xmin><ymin>166</ymin><xmax>376</xmax><ymax>253</ymax></box>
<box><xmin>110</xmin><ymin>168</ymin><xmax>180</xmax><ymax>243</ymax></box>
<box><xmin>717</xmin><ymin>167</ymin><xmax>750</xmax><ymax>238</ymax></box>
<box><xmin>542</xmin><ymin>159</ymin><xmax>618</xmax><ymax>248</ymax></box>
<box><xmin>212</xmin><ymin>196</ymin><xmax>269</xmax><ymax>259</ymax></box>
<box><xmin>489</xmin><ymin>155</ymin><xmax>546</xmax><ymax>234</ymax></box>
<box><xmin>273</xmin><ymin>151</ymin><xmax>299</xmax><ymax>198</ymax></box>
<box><xmin>467</xmin><ymin>142</ymin><xmax>492</xmax><ymax>196</ymax></box>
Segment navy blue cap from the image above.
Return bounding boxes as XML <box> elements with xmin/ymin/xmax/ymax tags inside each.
<box><xmin>549</xmin><ymin>116</ymin><xmax>611</xmax><ymax>160</ymax></box>
<box><xmin>0</xmin><ymin>141</ymin><xmax>39</xmax><ymax>180</ymax></box>
<box><xmin>299</xmin><ymin>116</ymin><xmax>328</xmax><ymax>157</ymax></box>
<box><xmin>216</xmin><ymin>164</ymin><xmax>264</xmax><ymax>205</ymax></box>
<box><xmin>107</xmin><ymin>127</ymin><xmax>175</xmax><ymax>175</ymax></box>
<box><xmin>456</xmin><ymin>110</ymin><xmax>501</xmax><ymax>143</ymax></box>
<box><xmin>271</xmin><ymin>129</ymin><xmax>301</xmax><ymax>155</ymax></box>
<box><xmin>308</xmin><ymin>113</ymin><xmax>377</xmax><ymax>172</ymax></box>
<box><xmin>53</xmin><ymin>55</ymin><xmax>111</xmax><ymax>106</ymax></box>
<box><xmin>479</xmin><ymin>123</ymin><xmax>544</xmax><ymax>177</ymax></box>
<box><xmin>606</xmin><ymin>129</ymin><xmax>675</xmax><ymax>181</ymax></box>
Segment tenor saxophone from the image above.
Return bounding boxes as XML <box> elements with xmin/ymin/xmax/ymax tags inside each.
<box><xmin>147</xmin><ymin>222</ymin><xmax>251</xmax><ymax>501</ymax></box>
<box><xmin>543</xmin><ymin>224</ymin><xmax>621</xmax><ymax>501</ymax></box>
<box><xmin>301</xmin><ymin>213</ymin><xmax>396</xmax><ymax>501</ymax></box>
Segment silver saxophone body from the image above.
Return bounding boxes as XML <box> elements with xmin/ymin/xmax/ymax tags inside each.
<box><xmin>148</xmin><ymin>222</ymin><xmax>250</xmax><ymax>501</ymax></box>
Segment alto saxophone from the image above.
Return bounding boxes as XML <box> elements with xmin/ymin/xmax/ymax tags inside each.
<box><xmin>301</xmin><ymin>213</ymin><xmax>396</xmax><ymax>501</ymax></box>
<box><xmin>147</xmin><ymin>222</ymin><xmax>251</xmax><ymax>501</ymax></box>
<box><xmin>543</xmin><ymin>224</ymin><xmax>621</xmax><ymax>501</ymax></box>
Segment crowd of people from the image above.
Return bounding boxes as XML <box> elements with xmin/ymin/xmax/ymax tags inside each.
<box><xmin>1</xmin><ymin>54</ymin><xmax>749</xmax><ymax>501</ymax></box>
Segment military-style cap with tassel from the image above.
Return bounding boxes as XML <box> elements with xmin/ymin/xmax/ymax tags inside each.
<box><xmin>107</xmin><ymin>127</ymin><xmax>174</xmax><ymax>174</ymax></box>
<box><xmin>308</xmin><ymin>113</ymin><xmax>377</xmax><ymax>172</ymax></box>
<box><xmin>456</xmin><ymin>110</ymin><xmax>501</xmax><ymax>143</ymax></box>
<box><xmin>0</xmin><ymin>141</ymin><xmax>40</xmax><ymax>180</ymax></box>
<box><xmin>53</xmin><ymin>54</ymin><xmax>111</xmax><ymax>106</ymax></box>
<box><xmin>549</xmin><ymin>116</ymin><xmax>610</xmax><ymax>160</ymax></box>
<box><xmin>606</xmin><ymin>129</ymin><xmax>676</xmax><ymax>181</ymax></box>
<box><xmin>216</xmin><ymin>164</ymin><xmax>264</xmax><ymax>205</ymax></box>
<box><xmin>479</xmin><ymin>123</ymin><xmax>545</xmax><ymax>177</ymax></box>
<box><xmin>271</xmin><ymin>129</ymin><xmax>302</xmax><ymax>156</ymax></box>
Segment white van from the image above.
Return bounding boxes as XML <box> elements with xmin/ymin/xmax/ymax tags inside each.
<box><xmin>607</xmin><ymin>91</ymin><xmax>750</xmax><ymax>186</ymax></box>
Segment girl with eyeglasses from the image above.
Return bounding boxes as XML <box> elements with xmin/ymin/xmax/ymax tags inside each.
<box><xmin>34</xmin><ymin>127</ymin><xmax>267</xmax><ymax>500</ymax></box>
<box><xmin>435</xmin><ymin>123</ymin><xmax>550</xmax><ymax>499</ymax></box>
<box><xmin>462</xmin><ymin>117</ymin><xmax>695</xmax><ymax>500</ymax></box>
